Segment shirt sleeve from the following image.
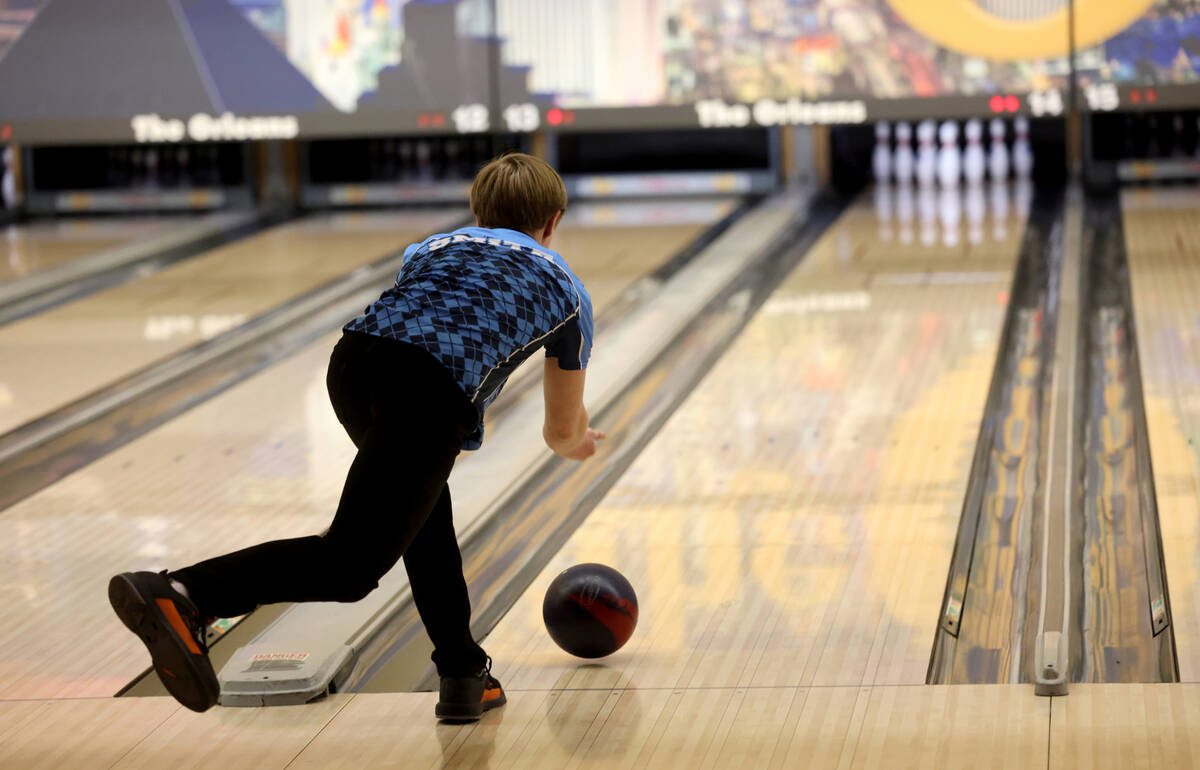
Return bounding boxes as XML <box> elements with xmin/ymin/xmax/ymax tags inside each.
<box><xmin>544</xmin><ymin>315</ymin><xmax>588</xmax><ymax>370</ymax></box>
<box><xmin>545</xmin><ymin>277</ymin><xmax>594</xmax><ymax>369</ymax></box>
<box><xmin>395</xmin><ymin>243</ymin><xmax>420</xmax><ymax>283</ymax></box>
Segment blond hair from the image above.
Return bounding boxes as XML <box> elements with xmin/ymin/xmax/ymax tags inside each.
<box><xmin>470</xmin><ymin>153</ymin><xmax>567</xmax><ymax>235</ymax></box>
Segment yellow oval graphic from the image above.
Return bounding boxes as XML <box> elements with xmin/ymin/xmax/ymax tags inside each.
<box><xmin>885</xmin><ymin>0</ymin><xmax>1154</xmax><ymax>61</ymax></box>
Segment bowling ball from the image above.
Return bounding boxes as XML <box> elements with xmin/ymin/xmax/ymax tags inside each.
<box><xmin>542</xmin><ymin>563</ymin><xmax>638</xmax><ymax>658</ymax></box>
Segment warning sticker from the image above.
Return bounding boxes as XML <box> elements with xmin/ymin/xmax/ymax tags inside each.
<box><xmin>244</xmin><ymin>652</ymin><xmax>310</xmax><ymax>673</ymax></box>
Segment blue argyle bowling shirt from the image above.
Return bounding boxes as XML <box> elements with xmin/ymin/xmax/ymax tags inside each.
<box><xmin>344</xmin><ymin>226</ymin><xmax>594</xmax><ymax>450</ymax></box>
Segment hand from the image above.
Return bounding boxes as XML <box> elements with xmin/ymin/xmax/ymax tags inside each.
<box><xmin>560</xmin><ymin>428</ymin><xmax>607</xmax><ymax>461</ymax></box>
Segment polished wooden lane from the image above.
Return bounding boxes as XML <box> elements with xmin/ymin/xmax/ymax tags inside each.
<box><xmin>0</xmin><ymin>209</ymin><xmax>466</xmax><ymax>436</ymax></box>
<box><xmin>19</xmin><ymin>684</ymin><xmax>1200</xmax><ymax>768</ymax></box>
<box><xmin>548</xmin><ymin>208</ymin><xmax>725</xmax><ymax>310</ymax></box>
<box><xmin>1122</xmin><ymin>188</ymin><xmax>1200</xmax><ymax>682</ymax></box>
<box><xmin>1049</xmin><ymin>683</ymin><xmax>1200</xmax><ymax>769</ymax></box>
<box><xmin>0</xmin><ymin>216</ymin><xmax>192</xmax><ymax>285</ymax></box>
<box><xmin>0</xmin><ymin>685</ymin><xmax>1055</xmax><ymax>768</ymax></box>
<box><xmin>479</xmin><ymin>189</ymin><xmax>1024</xmax><ymax>699</ymax></box>
<box><xmin>293</xmin><ymin>685</ymin><xmax>1049</xmax><ymax>769</ymax></box>
<box><xmin>0</xmin><ymin>204</ymin><xmax>731</xmax><ymax>701</ymax></box>
<box><xmin>0</xmin><ymin>697</ymin><xmax>179</xmax><ymax>770</ymax></box>
<box><xmin>7</xmin><ymin>188</ymin><xmax>1199</xmax><ymax>770</ymax></box>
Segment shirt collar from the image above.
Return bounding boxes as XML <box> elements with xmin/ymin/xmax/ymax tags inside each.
<box><xmin>453</xmin><ymin>226</ymin><xmax>545</xmax><ymax>251</ymax></box>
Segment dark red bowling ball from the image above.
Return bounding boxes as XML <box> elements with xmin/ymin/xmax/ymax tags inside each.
<box><xmin>542</xmin><ymin>563</ymin><xmax>639</xmax><ymax>658</ymax></box>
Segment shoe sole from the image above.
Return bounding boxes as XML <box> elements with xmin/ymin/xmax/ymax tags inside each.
<box><xmin>108</xmin><ymin>574</ymin><xmax>219</xmax><ymax>712</ymax></box>
<box><xmin>436</xmin><ymin>690</ymin><xmax>507</xmax><ymax>723</ymax></box>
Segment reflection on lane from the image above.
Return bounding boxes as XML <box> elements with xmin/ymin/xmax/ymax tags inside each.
<box><xmin>476</xmin><ymin>189</ymin><xmax>1028</xmax><ymax>700</ymax></box>
<box><xmin>0</xmin><ymin>216</ymin><xmax>192</xmax><ymax>284</ymax></box>
<box><xmin>945</xmin><ymin>309</ymin><xmax>1042</xmax><ymax>683</ymax></box>
<box><xmin>0</xmin><ymin>197</ymin><xmax>739</xmax><ymax>700</ymax></box>
<box><xmin>1122</xmin><ymin>188</ymin><xmax>1200</xmax><ymax>681</ymax></box>
<box><xmin>0</xmin><ymin>209</ymin><xmax>466</xmax><ymax>436</ymax></box>
<box><xmin>873</xmin><ymin>179</ymin><xmax>1031</xmax><ymax>251</ymax></box>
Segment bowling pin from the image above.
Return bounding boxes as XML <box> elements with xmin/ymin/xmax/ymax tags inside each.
<box><xmin>918</xmin><ymin>183</ymin><xmax>938</xmax><ymax>246</ymax></box>
<box><xmin>916</xmin><ymin>120</ymin><xmax>938</xmax><ymax>187</ymax></box>
<box><xmin>415</xmin><ymin>140</ymin><xmax>433</xmax><ymax>181</ymax></box>
<box><xmin>402</xmin><ymin>140</ymin><xmax>417</xmax><ymax>181</ymax></box>
<box><xmin>1012</xmin><ymin>116</ymin><xmax>1033</xmax><ymax>179</ymax></box>
<box><xmin>145</xmin><ymin>148</ymin><xmax>159</xmax><ymax>188</ymax></box>
<box><xmin>159</xmin><ymin>146</ymin><xmax>178</xmax><ymax>187</ymax></box>
<box><xmin>990</xmin><ymin>178</ymin><xmax>1010</xmax><ymax>242</ymax></box>
<box><xmin>176</xmin><ymin>147</ymin><xmax>190</xmax><ymax>188</ymax></box>
<box><xmin>988</xmin><ymin>118</ymin><xmax>1009</xmax><ymax>180</ymax></box>
<box><xmin>368</xmin><ymin>140</ymin><xmax>381</xmax><ymax>181</ymax></box>
<box><xmin>382</xmin><ymin>139</ymin><xmax>398</xmax><ymax>180</ymax></box>
<box><xmin>201</xmin><ymin>145</ymin><xmax>219</xmax><ymax>186</ymax></box>
<box><xmin>937</xmin><ymin>120</ymin><xmax>960</xmax><ymax>188</ymax></box>
<box><xmin>1181</xmin><ymin>113</ymin><xmax>1199</xmax><ymax>157</ymax></box>
<box><xmin>1</xmin><ymin>146</ymin><xmax>16</xmax><ymax>210</ymax></box>
<box><xmin>965</xmin><ymin>182</ymin><xmax>985</xmax><ymax>245</ymax></box>
<box><xmin>963</xmin><ymin>119</ymin><xmax>985</xmax><ymax>184</ymax></box>
<box><xmin>1146</xmin><ymin>114</ymin><xmax>1165</xmax><ymax>157</ymax></box>
<box><xmin>6</xmin><ymin>226</ymin><xmax>20</xmax><ymax>272</ymax></box>
<box><xmin>445</xmin><ymin>139</ymin><xmax>461</xmax><ymax>178</ymax></box>
<box><xmin>895</xmin><ymin>181</ymin><xmax>915</xmax><ymax>245</ymax></box>
<box><xmin>1014</xmin><ymin>177</ymin><xmax>1033</xmax><ymax>218</ymax></box>
<box><xmin>872</xmin><ymin>122</ymin><xmax>892</xmax><ymax>182</ymax></box>
<box><xmin>894</xmin><ymin>122</ymin><xmax>915</xmax><ymax>185</ymax></box>
<box><xmin>940</xmin><ymin>186</ymin><xmax>962</xmax><ymax>247</ymax></box>
<box><xmin>130</xmin><ymin>148</ymin><xmax>146</xmax><ymax>186</ymax></box>
<box><xmin>106</xmin><ymin>147</ymin><xmax>121</xmax><ymax>187</ymax></box>
<box><xmin>874</xmin><ymin>182</ymin><xmax>893</xmax><ymax>241</ymax></box>
<box><xmin>433</xmin><ymin>137</ymin><xmax>449</xmax><ymax>179</ymax></box>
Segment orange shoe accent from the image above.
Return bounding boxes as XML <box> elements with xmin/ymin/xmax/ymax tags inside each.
<box><xmin>161</xmin><ymin>667</ymin><xmax>177</xmax><ymax>679</ymax></box>
<box><xmin>482</xmin><ymin>686</ymin><xmax>503</xmax><ymax>703</ymax></box>
<box><xmin>156</xmin><ymin>599</ymin><xmax>203</xmax><ymax>655</ymax></box>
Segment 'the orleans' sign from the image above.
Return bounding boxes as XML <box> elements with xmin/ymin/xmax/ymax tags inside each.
<box><xmin>132</xmin><ymin>112</ymin><xmax>299</xmax><ymax>143</ymax></box>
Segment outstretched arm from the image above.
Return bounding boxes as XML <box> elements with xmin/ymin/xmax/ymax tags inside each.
<box><xmin>542</xmin><ymin>360</ymin><xmax>605</xmax><ymax>460</ymax></box>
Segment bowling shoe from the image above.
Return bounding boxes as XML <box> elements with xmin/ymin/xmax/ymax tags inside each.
<box><xmin>436</xmin><ymin>656</ymin><xmax>507</xmax><ymax>722</ymax></box>
<box><xmin>108</xmin><ymin>570</ymin><xmax>220</xmax><ymax>712</ymax></box>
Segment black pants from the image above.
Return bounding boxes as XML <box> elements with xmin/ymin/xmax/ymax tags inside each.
<box><xmin>172</xmin><ymin>330</ymin><xmax>488</xmax><ymax>677</ymax></box>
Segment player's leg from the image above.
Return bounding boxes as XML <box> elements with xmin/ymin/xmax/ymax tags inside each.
<box><xmin>109</xmin><ymin>333</ymin><xmax>474</xmax><ymax>711</ymax></box>
<box><xmin>109</xmin><ymin>414</ymin><xmax>460</xmax><ymax>712</ymax></box>
<box><xmin>165</xmin><ymin>333</ymin><xmax>468</xmax><ymax>617</ymax></box>
<box><xmin>170</xmin><ymin>418</ymin><xmax>460</xmax><ymax>614</ymax></box>
<box><xmin>403</xmin><ymin>484</ymin><xmax>505</xmax><ymax>721</ymax></box>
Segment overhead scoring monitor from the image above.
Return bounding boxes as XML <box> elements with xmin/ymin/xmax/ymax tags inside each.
<box><xmin>0</xmin><ymin>0</ymin><xmax>495</xmax><ymax>144</ymax></box>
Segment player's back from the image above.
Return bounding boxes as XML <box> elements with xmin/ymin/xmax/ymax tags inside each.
<box><xmin>345</xmin><ymin>225</ymin><xmax>593</xmax><ymax>447</ymax></box>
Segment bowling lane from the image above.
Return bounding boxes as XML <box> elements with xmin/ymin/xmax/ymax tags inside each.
<box><xmin>0</xmin><ymin>198</ymin><xmax>737</xmax><ymax>699</ymax></box>
<box><xmin>0</xmin><ymin>216</ymin><xmax>198</xmax><ymax>285</ymax></box>
<box><xmin>0</xmin><ymin>209</ymin><xmax>467</xmax><ymax>436</ymax></box>
<box><xmin>478</xmin><ymin>184</ymin><xmax>1027</xmax><ymax>698</ymax></box>
<box><xmin>1121</xmin><ymin>188</ymin><xmax>1200</xmax><ymax>682</ymax></box>
<box><xmin>537</xmin><ymin>200</ymin><xmax>736</xmax><ymax>309</ymax></box>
